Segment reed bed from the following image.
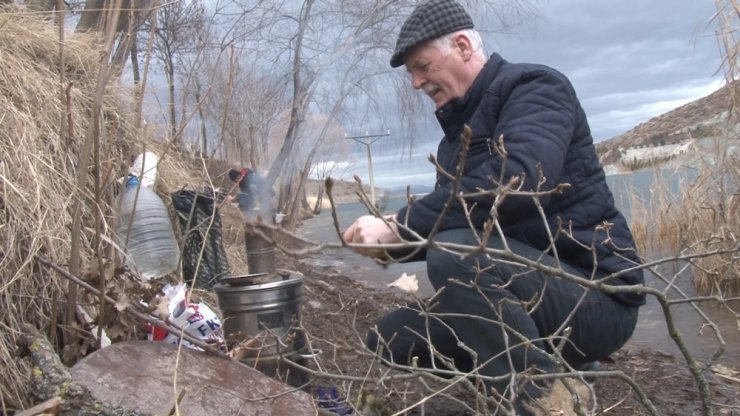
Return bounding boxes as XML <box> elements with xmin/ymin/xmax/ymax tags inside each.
<box><xmin>629</xmin><ymin>136</ymin><xmax>739</xmax><ymax>295</ymax></box>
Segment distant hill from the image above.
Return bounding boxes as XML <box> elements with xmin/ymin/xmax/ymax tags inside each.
<box><xmin>596</xmin><ymin>82</ymin><xmax>739</xmax><ymax>152</ymax></box>
<box><xmin>595</xmin><ymin>81</ymin><xmax>739</xmax><ymax>171</ymax></box>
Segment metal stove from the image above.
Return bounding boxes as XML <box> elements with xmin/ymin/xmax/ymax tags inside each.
<box><xmin>214</xmin><ymin>213</ymin><xmax>309</xmax><ymax>388</ymax></box>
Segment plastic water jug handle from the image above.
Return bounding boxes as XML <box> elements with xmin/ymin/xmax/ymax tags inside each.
<box><xmin>126</xmin><ymin>174</ymin><xmax>140</xmax><ymax>188</ymax></box>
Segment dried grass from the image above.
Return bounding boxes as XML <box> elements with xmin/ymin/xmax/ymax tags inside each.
<box><xmin>0</xmin><ymin>8</ymin><xmax>211</xmax><ymax>410</ymax></box>
<box><xmin>682</xmin><ymin>139</ymin><xmax>740</xmax><ymax>294</ymax></box>
<box><xmin>0</xmin><ymin>9</ymin><xmax>115</xmax><ymax>409</ymax></box>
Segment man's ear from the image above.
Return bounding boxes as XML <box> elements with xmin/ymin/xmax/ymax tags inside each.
<box><xmin>453</xmin><ymin>33</ymin><xmax>473</xmax><ymax>61</ymax></box>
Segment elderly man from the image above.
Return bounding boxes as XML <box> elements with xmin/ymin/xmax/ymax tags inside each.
<box><xmin>342</xmin><ymin>0</ymin><xmax>645</xmax><ymax>414</ymax></box>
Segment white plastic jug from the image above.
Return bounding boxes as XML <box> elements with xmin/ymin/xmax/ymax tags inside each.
<box><xmin>117</xmin><ymin>155</ymin><xmax>180</xmax><ymax>279</ymax></box>
<box><xmin>129</xmin><ymin>151</ymin><xmax>159</xmax><ymax>188</ymax></box>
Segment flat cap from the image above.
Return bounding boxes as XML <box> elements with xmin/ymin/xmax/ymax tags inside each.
<box><xmin>390</xmin><ymin>0</ymin><xmax>474</xmax><ymax>68</ymax></box>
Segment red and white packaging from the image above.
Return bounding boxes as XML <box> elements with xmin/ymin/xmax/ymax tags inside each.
<box><xmin>144</xmin><ymin>283</ymin><xmax>224</xmax><ymax>350</ymax></box>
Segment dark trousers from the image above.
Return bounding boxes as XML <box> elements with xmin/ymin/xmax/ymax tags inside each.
<box><xmin>366</xmin><ymin>228</ymin><xmax>638</xmax><ymax>403</ymax></box>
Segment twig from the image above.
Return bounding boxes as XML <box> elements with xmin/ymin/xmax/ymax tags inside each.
<box><xmin>65</xmin><ymin>0</ymin><xmax>125</xmax><ymax>358</ymax></box>
<box><xmin>713</xmin><ymin>373</ymin><xmax>740</xmax><ymax>384</ymax></box>
<box><xmin>166</xmin><ymin>389</ymin><xmax>187</xmax><ymax>416</ymax></box>
<box><xmin>35</xmin><ymin>255</ymin><xmax>226</xmax><ymax>357</ymax></box>
<box><xmin>14</xmin><ymin>397</ymin><xmax>62</xmax><ymax>416</ymax></box>
<box><xmin>325</xmin><ymin>177</ymin><xmax>346</xmax><ymax>246</ymax></box>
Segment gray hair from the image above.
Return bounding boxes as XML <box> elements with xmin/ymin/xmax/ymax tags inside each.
<box><xmin>429</xmin><ymin>28</ymin><xmax>486</xmax><ymax>61</ymax></box>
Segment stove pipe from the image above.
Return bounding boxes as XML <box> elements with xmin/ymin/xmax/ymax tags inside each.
<box><xmin>244</xmin><ymin>221</ymin><xmax>275</xmax><ymax>275</ymax></box>
<box><xmin>234</xmin><ymin>170</ymin><xmax>277</xmax><ymax>276</ymax></box>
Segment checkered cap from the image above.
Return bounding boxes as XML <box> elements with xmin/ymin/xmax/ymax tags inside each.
<box><xmin>390</xmin><ymin>0</ymin><xmax>474</xmax><ymax>68</ymax></box>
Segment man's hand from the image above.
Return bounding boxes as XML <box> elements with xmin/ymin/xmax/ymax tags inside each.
<box><xmin>342</xmin><ymin>215</ymin><xmax>401</xmax><ymax>258</ymax></box>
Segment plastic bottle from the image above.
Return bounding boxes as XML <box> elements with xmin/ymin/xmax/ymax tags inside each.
<box><xmin>129</xmin><ymin>151</ymin><xmax>160</xmax><ymax>188</ymax></box>
<box><xmin>117</xmin><ymin>174</ymin><xmax>180</xmax><ymax>280</ymax></box>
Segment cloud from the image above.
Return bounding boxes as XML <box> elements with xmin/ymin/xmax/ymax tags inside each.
<box><xmin>586</xmin><ymin>78</ymin><xmax>724</xmax><ymax>137</ymax></box>
<box><xmin>325</xmin><ymin>0</ymin><xmax>725</xmax><ymax>188</ymax></box>
<box><xmin>492</xmin><ymin>0</ymin><xmax>722</xmax><ymax>141</ymax></box>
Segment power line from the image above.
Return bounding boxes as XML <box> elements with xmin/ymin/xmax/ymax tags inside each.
<box><xmin>345</xmin><ymin>130</ymin><xmax>390</xmax><ymax>207</ymax></box>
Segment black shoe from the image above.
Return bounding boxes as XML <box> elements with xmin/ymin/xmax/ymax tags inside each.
<box><xmin>574</xmin><ymin>361</ymin><xmax>601</xmax><ymax>372</ymax></box>
<box><xmin>573</xmin><ymin>361</ymin><xmax>601</xmax><ymax>382</ymax></box>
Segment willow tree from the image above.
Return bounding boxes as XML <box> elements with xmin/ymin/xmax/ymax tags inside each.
<box><xmin>215</xmin><ymin>0</ymin><xmax>534</xmax><ymax>223</ymax></box>
<box><xmin>222</xmin><ymin>0</ymin><xmax>410</xmax><ymax>222</ymax></box>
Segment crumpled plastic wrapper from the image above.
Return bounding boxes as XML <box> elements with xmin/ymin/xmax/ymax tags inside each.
<box><xmin>387</xmin><ymin>272</ymin><xmax>418</xmax><ymax>294</ymax></box>
<box><xmin>144</xmin><ymin>283</ymin><xmax>224</xmax><ymax>350</ymax></box>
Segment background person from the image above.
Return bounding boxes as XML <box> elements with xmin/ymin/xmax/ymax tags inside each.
<box><xmin>227</xmin><ymin>167</ymin><xmax>261</xmax><ymax>213</ymax></box>
<box><xmin>342</xmin><ymin>0</ymin><xmax>646</xmax><ymax>414</ymax></box>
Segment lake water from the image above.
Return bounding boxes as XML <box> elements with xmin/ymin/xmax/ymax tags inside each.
<box><xmin>605</xmin><ymin>167</ymin><xmax>700</xmax><ymax>223</ymax></box>
<box><xmin>298</xmin><ymin>171</ymin><xmax>739</xmax><ymax>368</ymax></box>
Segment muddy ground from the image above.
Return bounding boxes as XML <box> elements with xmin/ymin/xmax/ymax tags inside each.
<box><xmin>272</xmin><ymin>244</ymin><xmax>739</xmax><ymax>416</ymax></box>
<box><xmin>294</xmin><ymin>261</ymin><xmax>738</xmax><ymax>415</ymax></box>
<box><xmin>204</xmin><ymin>183</ymin><xmax>739</xmax><ymax>415</ymax></box>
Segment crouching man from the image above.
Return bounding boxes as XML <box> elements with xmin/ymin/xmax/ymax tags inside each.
<box><xmin>342</xmin><ymin>0</ymin><xmax>645</xmax><ymax>414</ymax></box>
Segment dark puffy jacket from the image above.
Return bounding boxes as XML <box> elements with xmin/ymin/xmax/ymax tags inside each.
<box><xmin>229</xmin><ymin>168</ymin><xmax>262</xmax><ymax>212</ymax></box>
<box><xmin>396</xmin><ymin>53</ymin><xmax>645</xmax><ymax>307</ymax></box>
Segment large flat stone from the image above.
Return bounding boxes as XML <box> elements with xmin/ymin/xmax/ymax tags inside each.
<box><xmin>70</xmin><ymin>341</ymin><xmax>316</xmax><ymax>415</ymax></box>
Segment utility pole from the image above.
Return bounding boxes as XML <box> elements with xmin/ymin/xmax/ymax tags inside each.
<box><xmin>345</xmin><ymin>130</ymin><xmax>390</xmax><ymax>208</ymax></box>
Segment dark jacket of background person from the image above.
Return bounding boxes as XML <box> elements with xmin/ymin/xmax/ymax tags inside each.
<box><xmin>228</xmin><ymin>168</ymin><xmax>261</xmax><ymax>212</ymax></box>
<box><xmin>395</xmin><ymin>53</ymin><xmax>645</xmax><ymax>307</ymax></box>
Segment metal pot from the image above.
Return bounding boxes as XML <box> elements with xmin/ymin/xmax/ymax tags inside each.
<box><xmin>214</xmin><ymin>272</ymin><xmax>304</xmax><ymax>358</ymax></box>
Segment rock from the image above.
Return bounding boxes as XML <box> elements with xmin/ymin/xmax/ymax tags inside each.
<box><xmin>70</xmin><ymin>341</ymin><xmax>316</xmax><ymax>415</ymax></box>
<box><xmin>17</xmin><ymin>326</ymin><xmax>142</xmax><ymax>415</ymax></box>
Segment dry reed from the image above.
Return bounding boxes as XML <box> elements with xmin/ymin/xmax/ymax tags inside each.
<box><xmin>684</xmin><ymin>136</ymin><xmax>740</xmax><ymax>294</ymax></box>
<box><xmin>629</xmin><ymin>0</ymin><xmax>739</xmax><ymax>291</ymax></box>
<box><xmin>629</xmin><ymin>134</ymin><xmax>739</xmax><ymax>295</ymax></box>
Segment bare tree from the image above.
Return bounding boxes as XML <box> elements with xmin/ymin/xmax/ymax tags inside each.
<box><xmin>65</xmin><ymin>1</ymin><xmax>152</xmax><ymax>81</ymax></box>
<box><xmin>140</xmin><ymin>0</ymin><xmax>205</xmax><ymax>142</ymax></box>
<box><xmin>286</xmin><ymin>113</ymin><xmax>348</xmax><ymax>225</ymax></box>
<box><xmin>179</xmin><ymin>46</ymin><xmax>289</xmax><ymax>166</ymax></box>
<box><xmin>165</xmin><ymin>0</ymin><xmax>281</xmax><ymax>161</ymax></box>
<box><xmin>76</xmin><ymin>0</ymin><xmax>150</xmax><ymax>33</ymax></box>
<box><xmin>283</xmin><ymin>64</ymin><xmax>383</xmax><ymax>226</ymax></box>
<box><xmin>235</xmin><ymin>0</ymin><xmax>409</xmax><ymax>219</ymax></box>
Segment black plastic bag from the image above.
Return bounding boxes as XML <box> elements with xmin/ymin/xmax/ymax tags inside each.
<box><xmin>171</xmin><ymin>189</ymin><xmax>230</xmax><ymax>289</ymax></box>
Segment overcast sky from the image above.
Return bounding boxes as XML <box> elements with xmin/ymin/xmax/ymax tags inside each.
<box><xmin>336</xmin><ymin>0</ymin><xmax>726</xmax><ymax>189</ymax></box>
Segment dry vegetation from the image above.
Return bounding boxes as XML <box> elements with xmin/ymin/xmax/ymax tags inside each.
<box><xmin>604</xmin><ymin>0</ymin><xmax>739</xmax><ymax>296</ymax></box>
<box><xmin>0</xmin><ymin>8</ymin><xmax>242</xmax><ymax>410</ymax></box>
<box><xmin>0</xmin><ymin>9</ymin><xmax>131</xmax><ymax>408</ymax></box>
<box><xmin>0</xmin><ymin>8</ymin><xmax>365</xmax><ymax>411</ymax></box>
<box><xmin>628</xmin><ymin>139</ymin><xmax>740</xmax><ymax>295</ymax></box>
<box><xmin>0</xmin><ymin>1</ymin><xmax>738</xmax><ymax>415</ymax></box>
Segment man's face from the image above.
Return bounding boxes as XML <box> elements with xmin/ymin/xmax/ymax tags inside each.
<box><xmin>404</xmin><ymin>38</ymin><xmax>469</xmax><ymax>109</ymax></box>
